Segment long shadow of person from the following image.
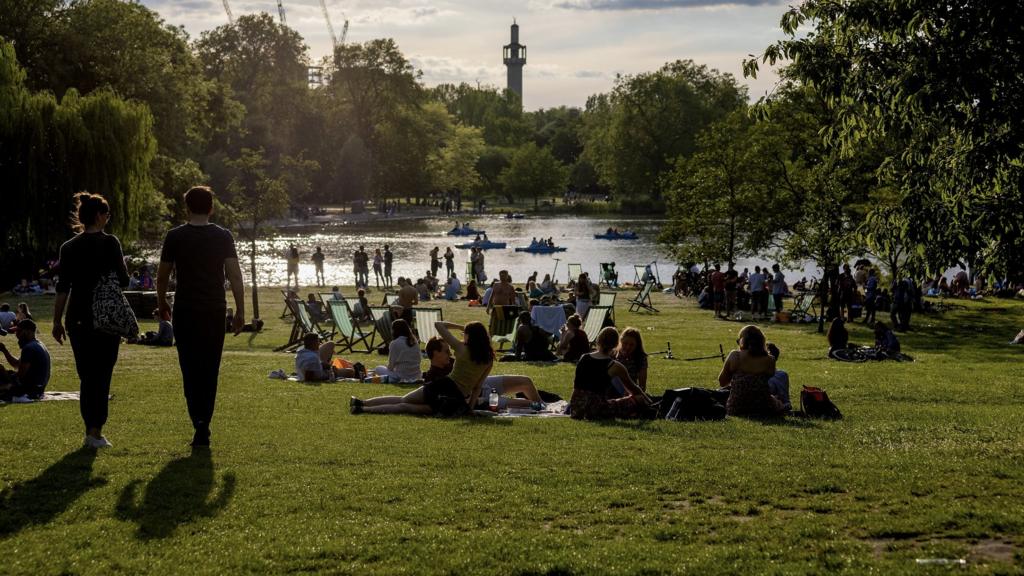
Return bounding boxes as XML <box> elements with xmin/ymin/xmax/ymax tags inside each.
<box><xmin>116</xmin><ymin>448</ymin><xmax>236</xmax><ymax>540</ymax></box>
<box><xmin>0</xmin><ymin>447</ymin><xmax>103</xmax><ymax>537</ymax></box>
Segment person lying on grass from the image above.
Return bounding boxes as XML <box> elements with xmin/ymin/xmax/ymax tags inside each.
<box><xmin>350</xmin><ymin>321</ymin><xmax>492</xmax><ymax>416</ymax></box>
<box><xmin>718</xmin><ymin>325</ymin><xmax>785</xmax><ymax>418</ymax></box>
<box><xmin>295</xmin><ymin>332</ymin><xmax>356</xmax><ymax>382</ymax></box>
<box><xmin>422</xmin><ymin>335</ymin><xmax>545</xmax><ymax>411</ymax></box>
<box><xmin>569</xmin><ymin>327</ymin><xmax>655</xmax><ymax>420</ymax></box>
<box><xmin>368</xmin><ymin>319</ymin><xmax>422</xmax><ymax>383</ymax></box>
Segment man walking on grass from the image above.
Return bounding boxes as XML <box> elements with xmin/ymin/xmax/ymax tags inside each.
<box><xmin>157</xmin><ymin>186</ymin><xmax>245</xmax><ymax>447</ymax></box>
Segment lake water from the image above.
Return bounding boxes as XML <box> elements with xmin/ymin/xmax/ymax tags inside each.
<box><xmin>227</xmin><ymin>215</ymin><xmax>820</xmax><ymax>289</ymax></box>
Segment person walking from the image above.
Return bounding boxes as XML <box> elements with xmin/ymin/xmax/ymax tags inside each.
<box><xmin>312</xmin><ymin>246</ymin><xmax>326</xmax><ymax>287</ymax></box>
<box><xmin>383</xmin><ymin>245</ymin><xmax>394</xmax><ymax>288</ymax></box>
<box><xmin>357</xmin><ymin>246</ymin><xmax>370</xmax><ymax>289</ymax></box>
<box><xmin>157</xmin><ymin>186</ymin><xmax>246</xmax><ymax>447</ymax></box>
<box><xmin>444</xmin><ymin>247</ymin><xmax>455</xmax><ymax>279</ymax></box>
<box><xmin>373</xmin><ymin>248</ymin><xmax>384</xmax><ymax>289</ymax></box>
<box><xmin>52</xmin><ymin>193</ymin><xmax>130</xmax><ymax>449</ymax></box>
<box><xmin>286</xmin><ymin>245</ymin><xmax>300</xmax><ymax>290</ymax></box>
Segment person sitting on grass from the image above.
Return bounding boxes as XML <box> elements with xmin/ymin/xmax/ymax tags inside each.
<box><xmin>0</xmin><ymin>319</ymin><xmax>51</xmax><ymax>402</ymax></box>
<box><xmin>766</xmin><ymin>343</ymin><xmax>792</xmax><ymax>412</ymax></box>
<box><xmin>612</xmin><ymin>327</ymin><xmax>648</xmax><ymax>393</ymax></box>
<box><xmin>465</xmin><ymin>280</ymin><xmax>481</xmax><ymax>303</ymax></box>
<box><xmin>873</xmin><ymin>321</ymin><xmax>901</xmax><ymax>357</ymax></box>
<box><xmin>826</xmin><ymin>317</ymin><xmax>850</xmax><ymax>356</ymax></box>
<box><xmin>351</xmin><ymin>321</ymin><xmax>493</xmax><ymax>416</ymax></box>
<box><xmin>569</xmin><ymin>327</ymin><xmax>654</xmax><ymax>420</ymax></box>
<box><xmin>424</xmin><ymin>336</ymin><xmax>548</xmax><ymax>411</ymax></box>
<box><xmin>15</xmin><ymin>302</ymin><xmax>32</xmax><ymax>323</ymax></box>
<box><xmin>557</xmin><ymin>314</ymin><xmax>590</xmax><ymax>364</ymax></box>
<box><xmin>423</xmin><ymin>336</ymin><xmax>454</xmax><ymax>382</ymax></box>
<box><xmin>368</xmin><ymin>319</ymin><xmax>422</xmax><ymax>383</ymax></box>
<box><xmin>443</xmin><ymin>273</ymin><xmax>462</xmax><ymax>301</ymax></box>
<box><xmin>132</xmin><ymin>309</ymin><xmax>173</xmax><ymax>346</ymax></box>
<box><xmin>512</xmin><ymin>311</ymin><xmax>557</xmax><ymax>362</ymax></box>
<box><xmin>718</xmin><ymin>325</ymin><xmax>785</xmax><ymax>418</ymax></box>
<box><xmin>306</xmin><ymin>293</ymin><xmax>326</xmax><ymax>322</ymax></box>
<box><xmin>0</xmin><ymin>304</ymin><xmax>15</xmax><ymax>330</ymax></box>
<box><xmin>295</xmin><ymin>332</ymin><xmax>357</xmax><ymax>382</ymax></box>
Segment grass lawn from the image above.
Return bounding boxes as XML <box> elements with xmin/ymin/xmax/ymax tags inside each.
<box><xmin>1</xmin><ymin>288</ymin><xmax>1022</xmax><ymax>575</ymax></box>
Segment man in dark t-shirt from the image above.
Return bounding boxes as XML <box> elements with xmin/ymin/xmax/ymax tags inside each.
<box><xmin>157</xmin><ymin>186</ymin><xmax>245</xmax><ymax>447</ymax></box>
<box><xmin>0</xmin><ymin>320</ymin><xmax>50</xmax><ymax>401</ymax></box>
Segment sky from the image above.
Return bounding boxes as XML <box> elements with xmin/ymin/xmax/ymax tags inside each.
<box><xmin>139</xmin><ymin>0</ymin><xmax>792</xmax><ymax>110</ymax></box>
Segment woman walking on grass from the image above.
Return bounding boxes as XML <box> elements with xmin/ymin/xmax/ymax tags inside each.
<box><xmin>52</xmin><ymin>193</ymin><xmax>130</xmax><ymax>449</ymax></box>
<box><xmin>351</xmin><ymin>321</ymin><xmax>494</xmax><ymax>416</ymax></box>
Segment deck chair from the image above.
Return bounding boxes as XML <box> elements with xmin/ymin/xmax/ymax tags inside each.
<box><xmin>492</xmin><ymin>318</ymin><xmax>520</xmax><ymax>352</ymax></box>
<box><xmin>369</xmin><ymin>306</ymin><xmax>393</xmax><ymax>349</ymax></box>
<box><xmin>381</xmin><ymin>293</ymin><xmax>400</xmax><ymax>306</ymax></box>
<box><xmin>628</xmin><ymin>281</ymin><xmax>659</xmax><ymax>313</ymax></box>
<box><xmin>411</xmin><ymin>307</ymin><xmax>443</xmax><ymax>347</ymax></box>
<box><xmin>280</xmin><ymin>289</ymin><xmax>298</xmax><ymax>319</ymax></box>
<box><xmin>597</xmin><ymin>292</ymin><xmax>617</xmax><ymax>323</ymax></box>
<box><xmin>489</xmin><ymin>305</ymin><xmax>520</xmax><ymax>351</ymax></box>
<box><xmin>274</xmin><ymin>298</ymin><xmax>305</xmax><ymax>351</ymax></box>
<box><xmin>515</xmin><ymin>291</ymin><xmax>528</xmax><ymax>310</ymax></box>
<box><xmin>327</xmin><ymin>300</ymin><xmax>374</xmax><ymax>353</ymax></box>
<box><xmin>633</xmin><ymin>265</ymin><xmax>651</xmax><ymax>285</ymax></box>
<box><xmin>567</xmin><ymin>263</ymin><xmax>582</xmax><ymax>284</ymax></box>
<box><xmin>583</xmin><ymin>306</ymin><xmax>612</xmax><ymax>346</ymax></box>
<box><xmin>599</xmin><ymin>263</ymin><xmax>619</xmax><ymax>288</ymax></box>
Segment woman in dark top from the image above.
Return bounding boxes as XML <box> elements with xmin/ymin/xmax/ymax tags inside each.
<box><xmin>557</xmin><ymin>314</ymin><xmax>590</xmax><ymax>363</ymax></box>
<box><xmin>826</xmin><ymin>317</ymin><xmax>850</xmax><ymax>355</ymax></box>
<box><xmin>718</xmin><ymin>325</ymin><xmax>784</xmax><ymax>418</ymax></box>
<box><xmin>513</xmin><ymin>311</ymin><xmax>556</xmax><ymax>361</ymax></box>
<box><xmin>52</xmin><ymin>192</ymin><xmax>130</xmax><ymax>449</ymax></box>
<box><xmin>570</xmin><ymin>327</ymin><xmax>653</xmax><ymax>420</ymax></box>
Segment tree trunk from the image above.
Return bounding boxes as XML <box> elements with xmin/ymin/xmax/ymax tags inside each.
<box><xmin>250</xmin><ymin>231</ymin><xmax>260</xmax><ymax>320</ymax></box>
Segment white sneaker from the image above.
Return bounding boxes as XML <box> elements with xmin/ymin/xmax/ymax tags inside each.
<box><xmin>84</xmin><ymin>435</ymin><xmax>113</xmax><ymax>449</ymax></box>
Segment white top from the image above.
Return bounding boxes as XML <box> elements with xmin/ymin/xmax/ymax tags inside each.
<box><xmin>295</xmin><ymin>348</ymin><xmax>324</xmax><ymax>381</ymax></box>
<box><xmin>388</xmin><ymin>337</ymin><xmax>423</xmax><ymax>382</ymax></box>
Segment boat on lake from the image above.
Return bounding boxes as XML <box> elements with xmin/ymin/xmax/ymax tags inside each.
<box><xmin>455</xmin><ymin>240</ymin><xmax>507</xmax><ymax>250</ymax></box>
<box><xmin>514</xmin><ymin>244</ymin><xmax>567</xmax><ymax>254</ymax></box>
<box><xmin>594</xmin><ymin>230</ymin><xmax>639</xmax><ymax>240</ymax></box>
<box><xmin>447</xmin><ymin>225</ymin><xmax>485</xmax><ymax>236</ymax></box>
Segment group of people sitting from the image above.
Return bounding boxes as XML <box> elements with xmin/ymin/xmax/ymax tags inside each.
<box><xmin>528</xmin><ymin>237</ymin><xmax>556</xmax><ymax>248</ymax></box>
<box><xmin>826</xmin><ymin>317</ymin><xmax>902</xmax><ymax>359</ymax></box>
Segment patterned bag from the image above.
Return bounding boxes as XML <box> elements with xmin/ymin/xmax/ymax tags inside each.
<box><xmin>92</xmin><ymin>273</ymin><xmax>139</xmax><ymax>339</ymax></box>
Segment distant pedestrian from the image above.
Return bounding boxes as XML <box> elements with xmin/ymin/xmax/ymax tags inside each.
<box><xmin>383</xmin><ymin>245</ymin><xmax>394</xmax><ymax>288</ymax></box>
<box><xmin>444</xmin><ymin>247</ymin><xmax>455</xmax><ymax>278</ymax></box>
<box><xmin>312</xmin><ymin>246</ymin><xmax>326</xmax><ymax>287</ymax></box>
<box><xmin>286</xmin><ymin>244</ymin><xmax>300</xmax><ymax>289</ymax></box>
<box><xmin>373</xmin><ymin>249</ymin><xmax>384</xmax><ymax>289</ymax></box>
<box><xmin>771</xmin><ymin>264</ymin><xmax>786</xmax><ymax>314</ymax></box>
<box><xmin>157</xmin><ymin>186</ymin><xmax>246</xmax><ymax>447</ymax></box>
<box><xmin>430</xmin><ymin>246</ymin><xmax>441</xmax><ymax>277</ymax></box>
<box><xmin>52</xmin><ymin>192</ymin><xmax>130</xmax><ymax>449</ymax></box>
<box><xmin>357</xmin><ymin>246</ymin><xmax>370</xmax><ymax>288</ymax></box>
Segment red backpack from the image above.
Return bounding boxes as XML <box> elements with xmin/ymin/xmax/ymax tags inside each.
<box><xmin>800</xmin><ymin>386</ymin><xmax>843</xmax><ymax>420</ymax></box>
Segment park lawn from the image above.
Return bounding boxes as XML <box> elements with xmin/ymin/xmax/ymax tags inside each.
<box><xmin>1</xmin><ymin>288</ymin><xmax>1022</xmax><ymax>575</ymax></box>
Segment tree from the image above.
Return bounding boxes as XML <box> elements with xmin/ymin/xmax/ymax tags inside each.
<box><xmin>580</xmin><ymin>60</ymin><xmax>747</xmax><ymax>202</ymax></box>
<box><xmin>745</xmin><ymin>0</ymin><xmax>1024</xmax><ymax>280</ymax></box>
<box><xmin>226</xmin><ymin>148</ymin><xmax>289</xmax><ymax>320</ymax></box>
<box><xmin>0</xmin><ymin>39</ymin><xmax>156</xmax><ymax>285</ymax></box>
<box><xmin>431</xmin><ymin>83</ymin><xmax>531</xmax><ymax>147</ymax></box>
<box><xmin>429</xmin><ymin>123</ymin><xmax>485</xmax><ymax>198</ymax></box>
<box><xmin>659</xmin><ymin>110</ymin><xmax>785</xmax><ymax>267</ymax></box>
<box><xmin>500</xmin><ymin>144</ymin><xmax>567</xmax><ymax>208</ymax></box>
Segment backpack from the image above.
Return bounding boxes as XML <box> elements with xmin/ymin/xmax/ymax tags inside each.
<box><xmin>658</xmin><ymin>387</ymin><xmax>727</xmax><ymax>421</ymax></box>
<box><xmin>799</xmin><ymin>386</ymin><xmax>842</xmax><ymax>419</ymax></box>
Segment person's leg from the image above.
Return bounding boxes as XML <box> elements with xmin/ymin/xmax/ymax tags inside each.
<box><xmin>362</xmin><ymin>386</ymin><xmax>427</xmax><ymax>407</ymax></box>
<box><xmin>175</xmin><ymin>306</ymin><xmax>227</xmax><ymax>444</ymax></box>
<box><xmin>362</xmin><ymin>402</ymin><xmax>434</xmax><ymax>415</ymax></box>
<box><xmin>71</xmin><ymin>329</ymin><xmax>119</xmax><ymax>440</ymax></box>
<box><xmin>496</xmin><ymin>375</ymin><xmax>542</xmax><ymax>403</ymax></box>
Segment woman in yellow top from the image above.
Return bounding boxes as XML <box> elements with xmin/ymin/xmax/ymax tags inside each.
<box><xmin>350</xmin><ymin>321</ymin><xmax>494</xmax><ymax>416</ymax></box>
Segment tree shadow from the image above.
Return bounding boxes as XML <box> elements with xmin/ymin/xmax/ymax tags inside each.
<box><xmin>0</xmin><ymin>447</ymin><xmax>103</xmax><ymax>537</ymax></box>
<box><xmin>115</xmin><ymin>449</ymin><xmax>236</xmax><ymax>540</ymax></box>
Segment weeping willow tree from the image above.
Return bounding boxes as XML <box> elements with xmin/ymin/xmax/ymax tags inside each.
<box><xmin>0</xmin><ymin>39</ymin><xmax>155</xmax><ymax>284</ymax></box>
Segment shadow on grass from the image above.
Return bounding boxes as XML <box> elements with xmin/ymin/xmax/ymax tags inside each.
<box><xmin>116</xmin><ymin>448</ymin><xmax>236</xmax><ymax>540</ymax></box>
<box><xmin>0</xmin><ymin>447</ymin><xmax>103</xmax><ymax>538</ymax></box>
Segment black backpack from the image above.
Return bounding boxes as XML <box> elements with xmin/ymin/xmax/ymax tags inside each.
<box><xmin>799</xmin><ymin>386</ymin><xmax>843</xmax><ymax>419</ymax></box>
<box><xmin>658</xmin><ymin>387</ymin><xmax>727</xmax><ymax>421</ymax></box>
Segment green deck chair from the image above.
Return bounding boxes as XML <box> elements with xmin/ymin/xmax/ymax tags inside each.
<box><xmin>327</xmin><ymin>300</ymin><xmax>374</xmax><ymax>353</ymax></box>
<box><xmin>369</xmin><ymin>306</ymin><xmax>394</xmax><ymax>349</ymax></box>
<box><xmin>274</xmin><ymin>298</ymin><xmax>305</xmax><ymax>351</ymax></box>
<box><xmin>488</xmin><ymin>305</ymin><xmax>520</xmax><ymax>351</ymax></box>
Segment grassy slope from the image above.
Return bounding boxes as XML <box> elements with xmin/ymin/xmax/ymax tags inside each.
<box><xmin>1</xmin><ymin>289</ymin><xmax>1022</xmax><ymax>575</ymax></box>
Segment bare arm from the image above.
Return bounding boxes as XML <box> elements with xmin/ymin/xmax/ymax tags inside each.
<box><xmin>718</xmin><ymin>352</ymin><xmax>737</xmax><ymax>388</ymax></box>
<box><xmin>609</xmin><ymin>361</ymin><xmax>646</xmax><ymax>398</ymax></box>
<box><xmin>466</xmin><ymin>362</ymin><xmax>493</xmax><ymax>407</ymax></box>
<box><xmin>225</xmin><ymin>257</ymin><xmax>246</xmax><ymax>334</ymax></box>
<box><xmin>435</xmin><ymin>321</ymin><xmax>466</xmax><ymax>353</ymax></box>
<box><xmin>0</xmin><ymin>344</ymin><xmax>18</xmax><ymax>369</ymax></box>
<box><xmin>51</xmin><ymin>292</ymin><xmax>69</xmax><ymax>345</ymax></box>
<box><xmin>156</xmin><ymin>261</ymin><xmax>174</xmax><ymax>318</ymax></box>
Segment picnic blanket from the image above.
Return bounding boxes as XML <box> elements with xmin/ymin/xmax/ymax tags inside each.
<box><xmin>473</xmin><ymin>400</ymin><xmax>569</xmax><ymax>418</ymax></box>
<box><xmin>530</xmin><ymin>305</ymin><xmax>567</xmax><ymax>335</ymax></box>
<box><xmin>0</xmin><ymin>391</ymin><xmax>83</xmax><ymax>404</ymax></box>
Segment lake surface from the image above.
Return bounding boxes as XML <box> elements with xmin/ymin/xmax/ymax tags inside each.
<box><xmin>221</xmin><ymin>215</ymin><xmax>820</xmax><ymax>289</ymax></box>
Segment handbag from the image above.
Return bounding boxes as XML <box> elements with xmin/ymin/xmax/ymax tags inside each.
<box><xmin>92</xmin><ymin>272</ymin><xmax>139</xmax><ymax>339</ymax></box>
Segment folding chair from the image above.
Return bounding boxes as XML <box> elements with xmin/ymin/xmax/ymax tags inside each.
<box><xmin>633</xmin><ymin>265</ymin><xmax>649</xmax><ymax>285</ymax></box>
<box><xmin>627</xmin><ymin>281</ymin><xmax>659</xmax><ymax>313</ymax></box>
<box><xmin>597</xmin><ymin>292</ymin><xmax>617</xmax><ymax>323</ymax></box>
<box><xmin>369</xmin><ymin>306</ymin><xmax>394</xmax><ymax>349</ymax></box>
<box><xmin>411</xmin><ymin>307</ymin><xmax>443</xmax><ymax>347</ymax></box>
<box><xmin>599</xmin><ymin>263</ymin><xmax>619</xmax><ymax>288</ymax></box>
<box><xmin>567</xmin><ymin>263</ymin><xmax>582</xmax><ymax>284</ymax></box>
<box><xmin>488</xmin><ymin>305</ymin><xmax>520</xmax><ymax>351</ymax></box>
<box><xmin>295</xmin><ymin>299</ymin><xmax>332</xmax><ymax>338</ymax></box>
<box><xmin>492</xmin><ymin>318</ymin><xmax>520</xmax><ymax>352</ymax></box>
<box><xmin>582</xmin><ymin>306</ymin><xmax>612</xmax><ymax>346</ymax></box>
<box><xmin>280</xmin><ymin>289</ymin><xmax>298</xmax><ymax>319</ymax></box>
<box><xmin>274</xmin><ymin>298</ymin><xmax>305</xmax><ymax>352</ymax></box>
<box><xmin>381</xmin><ymin>293</ymin><xmax>399</xmax><ymax>306</ymax></box>
<box><xmin>326</xmin><ymin>300</ymin><xmax>374</xmax><ymax>353</ymax></box>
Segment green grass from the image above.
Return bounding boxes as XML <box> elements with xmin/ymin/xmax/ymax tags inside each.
<box><xmin>1</xmin><ymin>289</ymin><xmax>1022</xmax><ymax>574</ymax></box>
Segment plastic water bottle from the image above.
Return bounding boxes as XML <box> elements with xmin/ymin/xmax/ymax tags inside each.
<box><xmin>488</xmin><ymin>388</ymin><xmax>500</xmax><ymax>412</ymax></box>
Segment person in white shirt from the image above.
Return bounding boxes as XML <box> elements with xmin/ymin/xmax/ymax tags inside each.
<box><xmin>370</xmin><ymin>319</ymin><xmax>422</xmax><ymax>383</ymax></box>
<box><xmin>295</xmin><ymin>333</ymin><xmax>356</xmax><ymax>382</ymax></box>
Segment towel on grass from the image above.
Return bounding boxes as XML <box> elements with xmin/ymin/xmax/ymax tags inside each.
<box><xmin>0</xmin><ymin>391</ymin><xmax>84</xmax><ymax>404</ymax></box>
<box><xmin>473</xmin><ymin>400</ymin><xmax>570</xmax><ymax>418</ymax></box>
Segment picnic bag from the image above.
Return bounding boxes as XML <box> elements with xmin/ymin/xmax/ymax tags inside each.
<box><xmin>799</xmin><ymin>386</ymin><xmax>842</xmax><ymax>419</ymax></box>
<box><xmin>92</xmin><ymin>273</ymin><xmax>139</xmax><ymax>339</ymax></box>
<box><xmin>658</xmin><ymin>387</ymin><xmax>727</xmax><ymax>421</ymax></box>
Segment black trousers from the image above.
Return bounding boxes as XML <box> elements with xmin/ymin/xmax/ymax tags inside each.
<box><xmin>173</xmin><ymin>305</ymin><xmax>226</xmax><ymax>432</ymax></box>
<box><xmin>70</xmin><ymin>327</ymin><xmax>121</xmax><ymax>429</ymax></box>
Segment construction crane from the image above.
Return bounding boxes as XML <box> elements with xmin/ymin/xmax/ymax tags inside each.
<box><xmin>339</xmin><ymin>16</ymin><xmax>349</xmax><ymax>45</ymax></box>
<box><xmin>318</xmin><ymin>1</ymin><xmax>349</xmax><ymax>49</ymax></box>
<box><xmin>222</xmin><ymin>0</ymin><xmax>234</xmax><ymax>24</ymax></box>
<box><xmin>277</xmin><ymin>0</ymin><xmax>287</xmax><ymax>25</ymax></box>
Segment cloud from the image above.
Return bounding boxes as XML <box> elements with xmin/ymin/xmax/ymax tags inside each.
<box><xmin>574</xmin><ymin>69</ymin><xmax>605</xmax><ymax>78</ymax></box>
<box><xmin>553</xmin><ymin>0</ymin><xmax>785</xmax><ymax>9</ymax></box>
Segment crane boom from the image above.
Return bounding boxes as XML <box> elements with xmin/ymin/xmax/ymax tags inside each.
<box><xmin>319</xmin><ymin>0</ymin><xmax>338</xmax><ymax>48</ymax></box>
<box><xmin>222</xmin><ymin>0</ymin><xmax>234</xmax><ymax>23</ymax></box>
<box><xmin>339</xmin><ymin>17</ymin><xmax>349</xmax><ymax>45</ymax></box>
<box><xmin>277</xmin><ymin>0</ymin><xmax>287</xmax><ymax>24</ymax></box>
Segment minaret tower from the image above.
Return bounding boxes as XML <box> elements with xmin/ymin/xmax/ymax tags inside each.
<box><xmin>503</xmin><ymin>19</ymin><xmax>527</xmax><ymax>101</ymax></box>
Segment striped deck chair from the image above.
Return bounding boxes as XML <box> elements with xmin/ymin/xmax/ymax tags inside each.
<box><xmin>280</xmin><ymin>289</ymin><xmax>299</xmax><ymax>319</ymax></box>
<box><xmin>369</xmin><ymin>306</ymin><xmax>394</xmax><ymax>349</ymax></box>
<box><xmin>327</xmin><ymin>300</ymin><xmax>373</xmax><ymax>353</ymax></box>
<box><xmin>381</xmin><ymin>293</ymin><xmax>400</xmax><ymax>306</ymax></box>
<box><xmin>274</xmin><ymin>298</ymin><xmax>305</xmax><ymax>351</ymax></box>
<box><xmin>583</xmin><ymin>306</ymin><xmax>612</xmax><ymax>346</ymax></box>
<box><xmin>489</xmin><ymin>305</ymin><xmax>520</xmax><ymax>351</ymax></box>
<box><xmin>633</xmin><ymin>265</ymin><xmax>648</xmax><ymax>285</ymax></box>
<box><xmin>567</xmin><ymin>263</ymin><xmax>582</xmax><ymax>284</ymax></box>
<box><xmin>515</xmin><ymin>291</ymin><xmax>528</xmax><ymax>310</ymax></box>
<box><xmin>411</xmin><ymin>307</ymin><xmax>443</xmax><ymax>347</ymax></box>
<box><xmin>466</xmin><ymin>261</ymin><xmax>474</xmax><ymax>281</ymax></box>
<box><xmin>597</xmin><ymin>292</ymin><xmax>617</xmax><ymax>323</ymax></box>
<box><xmin>627</xmin><ymin>281</ymin><xmax>659</xmax><ymax>313</ymax></box>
